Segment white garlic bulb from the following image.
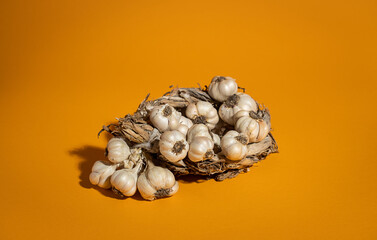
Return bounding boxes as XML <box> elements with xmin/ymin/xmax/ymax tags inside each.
<box><xmin>186</xmin><ymin>124</ymin><xmax>212</xmax><ymax>143</ymax></box>
<box><xmin>188</xmin><ymin>136</ymin><xmax>214</xmax><ymax>162</ymax></box>
<box><xmin>208</xmin><ymin>76</ymin><xmax>238</xmax><ymax>102</ymax></box>
<box><xmin>235</xmin><ymin>116</ymin><xmax>270</xmax><ymax>143</ymax></box>
<box><xmin>89</xmin><ymin>160</ymin><xmax>117</xmax><ymax>189</ymax></box>
<box><xmin>150</xmin><ymin>104</ymin><xmax>181</xmax><ymax>132</ymax></box>
<box><xmin>221</xmin><ymin>130</ymin><xmax>249</xmax><ymax>161</ymax></box>
<box><xmin>137</xmin><ymin>160</ymin><xmax>179</xmax><ymax>201</ymax></box>
<box><xmin>185</xmin><ymin>101</ymin><xmax>219</xmax><ymax>129</ymax></box>
<box><xmin>159</xmin><ymin>130</ymin><xmax>189</xmax><ymax>163</ymax></box>
<box><xmin>219</xmin><ymin>93</ymin><xmax>258</xmax><ymax>125</ymax></box>
<box><xmin>110</xmin><ymin>161</ymin><xmax>142</xmax><ymax>197</ymax></box>
<box><xmin>107</xmin><ymin>137</ymin><xmax>131</xmax><ymax>163</ymax></box>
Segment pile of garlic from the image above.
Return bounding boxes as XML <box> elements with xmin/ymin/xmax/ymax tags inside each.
<box><xmin>90</xmin><ymin>138</ymin><xmax>179</xmax><ymax>200</ymax></box>
<box><xmin>90</xmin><ymin>76</ymin><xmax>273</xmax><ymax>201</ymax></box>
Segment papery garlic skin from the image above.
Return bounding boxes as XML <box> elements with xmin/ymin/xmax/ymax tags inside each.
<box><xmin>219</xmin><ymin>93</ymin><xmax>258</xmax><ymax>125</ymax></box>
<box><xmin>221</xmin><ymin>130</ymin><xmax>249</xmax><ymax>161</ymax></box>
<box><xmin>235</xmin><ymin>116</ymin><xmax>270</xmax><ymax>143</ymax></box>
<box><xmin>137</xmin><ymin>161</ymin><xmax>179</xmax><ymax>201</ymax></box>
<box><xmin>188</xmin><ymin>136</ymin><xmax>214</xmax><ymax>162</ymax></box>
<box><xmin>185</xmin><ymin>101</ymin><xmax>219</xmax><ymax>130</ymax></box>
<box><xmin>150</xmin><ymin>104</ymin><xmax>181</xmax><ymax>132</ymax></box>
<box><xmin>159</xmin><ymin>130</ymin><xmax>189</xmax><ymax>163</ymax></box>
<box><xmin>208</xmin><ymin>76</ymin><xmax>238</xmax><ymax>102</ymax></box>
<box><xmin>107</xmin><ymin>137</ymin><xmax>131</xmax><ymax>163</ymax></box>
<box><xmin>89</xmin><ymin>160</ymin><xmax>117</xmax><ymax>189</ymax></box>
<box><xmin>186</xmin><ymin>124</ymin><xmax>212</xmax><ymax>143</ymax></box>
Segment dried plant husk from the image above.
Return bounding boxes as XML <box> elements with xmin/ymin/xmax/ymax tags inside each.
<box><xmin>100</xmin><ymin>86</ymin><xmax>278</xmax><ymax>181</ymax></box>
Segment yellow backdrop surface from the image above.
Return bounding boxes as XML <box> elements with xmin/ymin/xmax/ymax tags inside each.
<box><xmin>1</xmin><ymin>0</ymin><xmax>376</xmax><ymax>239</ymax></box>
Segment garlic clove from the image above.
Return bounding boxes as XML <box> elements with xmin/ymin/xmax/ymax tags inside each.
<box><xmin>163</xmin><ymin>170</ymin><xmax>176</xmax><ymax>189</ymax></box>
<box><xmin>89</xmin><ymin>160</ymin><xmax>117</xmax><ymax>189</ymax></box>
<box><xmin>211</xmin><ymin>132</ymin><xmax>221</xmax><ymax>146</ymax></box>
<box><xmin>167</xmin><ymin>181</ymin><xmax>179</xmax><ymax>197</ymax></box>
<box><xmin>137</xmin><ymin>173</ymin><xmax>156</xmax><ymax>200</ymax></box>
<box><xmin>176</xmin><ymin>124</ymin><xmax>189</xmax><ymax>136</ymax></box>
<box><xmin>146</xmin><ymin>166</ymin><xmax>167</xmax><ymax>189</ymax></box>
<box><xmin>256</xmin><ymin>120</ymin><xmax>270</xmax><ymax>142</ymax></box>
<box><xmin>234</xmin><ymin>110</ymin><xmax>250</xmax><ymax>123</ymax></box>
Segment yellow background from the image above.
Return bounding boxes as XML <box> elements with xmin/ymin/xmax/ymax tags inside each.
<box><xmin>1</xmin><ymin>0</ymin><xmax>376</xmax><ymax>239</ymax></box>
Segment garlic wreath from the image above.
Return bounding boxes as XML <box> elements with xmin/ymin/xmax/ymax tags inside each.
<box><xmin>159</xmin><ymin>130</ymin><xmax>189</xmax><ymax>163</ymax></box>
<box><xmin>137</xmin><ymin>160</ymin><xmax>179</xmax><ymax>201</ymax></box>
<box><xmin>89</xmin><ymin>160</ymin><xmax>117</xmax><ymax>189</ymax></box>
<box><xmin>106</xmin><ymin>137</ymin><xmax>131</xmax><ymax>163</ymax></box>
<box><xmin>221</xmin><ymin>130</ymin><xmax>249</xmax><ymax>161</ymax></box>
<box><xmin>219</xmin><ymin>93</ymin><xmax>258</xmax><ymax>125</ymax></box>
<box><xmin>208</xmin><ymin>76</ymin><xmax>238</xmax><ymax>102</ymax></box>
<box><xmin>235</xmin><ymin>111</ymin><xmax>271</xmax><ymax>143</ymax></box>
<box><xmin>188</xmin><ymin>136</ymin><xmax>214</xmax><ymax>162</ymax></box>
<box><xmin>110</xmin><ymin>161</ymin><xmax>143</xmax><ymax>197</ymax></box>
<box><xmin>185</xmin><ymin>101</ymin><xmax>219</xmax><ymax>129</ymax></box>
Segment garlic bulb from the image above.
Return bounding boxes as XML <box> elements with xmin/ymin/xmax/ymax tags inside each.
<box><xmin>208</xmin><ymin>76</ymin><xmax>238</xmax><ymax>102</ymax></box>
<box><xmin>221</xmin><ymin>130</ymin><xmax>249</xmax><ymax>161</ymax></box>
<box><xmin>137</xmin><ymin>160</ymin><xmax>179</xmax><ymax>201</ymax></box>
<box><xmin>107</xmin><ymin>137</ymin><xmax>131</xmax><ymax>163</ymax></box>
<box><xmin>185</xmin><ymin>101</ymin><xmax>219</xmax><ymax>129</ymax></box>
<box><xmin>159</xmin><ymin>130</ymin><xmax>189</xmax><ymax>163</ymax></box>
<box><xmin>110</xmin><ymin>161</ymin><xmax>142</xmax><ymax>197</ymax></box>
<box><xmin>188</xmin><ymin>136</ymin><xmax>214</xmax><ymax>162</ymax></box>
<box><xmin>219</xmin><ymin>93</ymin><xmax>258</xmax><ymax>125</ymax></box>
<box><xmin>150</xmin><ymin>104</ymin><xmax>181</xmax><ymax>132</ymax></box>
<box><xmin>186</xmin><ymin>124</ymin><xmax>212</xmax><ymax>143</ymax></box>
<box><xmin>235</xmin><ymin>115</ymin><xmax>270</xmax><ymax>143</ymax></box>
<box><xmin>89</xmin><ymin>160</ymin><xmax>117</xmax><ymax>189</ymax></box>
